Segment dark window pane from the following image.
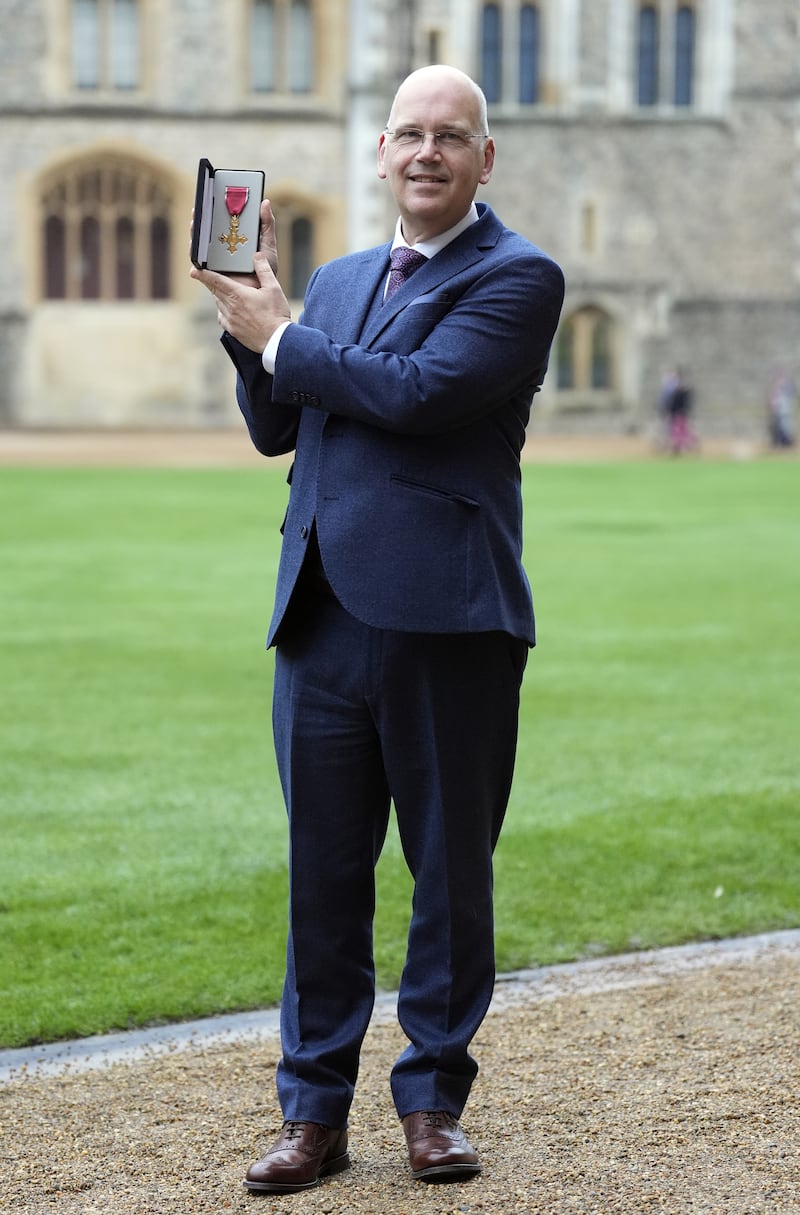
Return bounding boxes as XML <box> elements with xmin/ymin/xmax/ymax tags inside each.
<box><xmin>481</xmin><ymin>3</ymin><xmax>502</xmax><ymax>104</ymax></box>
<box><xmin>290</xmin><ymin>216</ymin><xmax>312</xmax><ymax>299</ymax></box>
<box><xmin>80</xmin><ymin>215</ymin><xmax>101</xmax><ymax>298</ymax></box>
<box><xmin>151</xmin><ymin>216</ymin><xmax>171</xmax><ymax>299</ymax></box>
<box><xmin>115</xmin><ymin>215</ymin><xmax>135</xmax><ymax>298</ymax></box>
<box><xmin>519</xmin><ymin>4</ymin><xmax>539</xmax><ymax>104</ymax></box>
<box><xmin>591</xmin><ymin>318</ymin><xmax>612</xmax><ymax>389</ymax></box>
<box><xmin>251</xmin><ymin>0</ymin><xmax>275</xmax><ymax>91</ymax></box>
<box><xmin>78</xmin><ymin>171</ymin><xmax>101</xmax><ymax>203</ymax></box>
<box><xmin>289</xmin><ymin>0</ymin><xmax>314</xmax><ymax>93</ymax></box>
<box><xmin>637</xmin><ymin>5</ymin><xmax>659</xmax><ymax>106</ymax></box>
<box><xmin>111</xmin><ymin>0</ymin><xmax>139</xmax><ymax>89</ymax></box>
<box><xmin>44</xmin><ymin>216</ymin><xmax>66</xmax><ymax>299</ymax></box>
<box><xmin>72</xmin><ymin>0</ymin><xmax>99</xmax><ymax>88</ymax></box>
<box><xmin>556</xmin><ymin>322</ymin><xmax>574</xmax><ymax>390</ymax></box>
<box><xmin>674</xmin><ymin>5</ymin><xmax>695</xmax><ymax>106</ymax></box>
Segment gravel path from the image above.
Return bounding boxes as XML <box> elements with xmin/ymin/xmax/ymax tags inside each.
<box><xmin>3</xmin><ymin>932</ymin><xmax>799</xmax><ymax>1214</ymax></box>
<box><xmin>0</xmin><ymin>428</ymin><xmax>780</xmax><ymax>468</ymax></box>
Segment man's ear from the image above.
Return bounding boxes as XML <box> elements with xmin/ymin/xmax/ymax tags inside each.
<box><xmin>377</xmin><ymin>132</ymin><xmax>388</xmax><ymax>180</ymax></box>
<box><xmin>479</xmin><ymin>138</ymin><xmax>496</xmax><ymax>186</ymax></box>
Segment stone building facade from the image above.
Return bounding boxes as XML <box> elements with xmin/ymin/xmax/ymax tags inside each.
<box><xmin>0</xmin><ymin>0</ymin><xmax>797</xmax><ymax>437</ymax></box>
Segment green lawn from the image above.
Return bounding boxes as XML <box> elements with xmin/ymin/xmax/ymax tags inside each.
<box><xmin>1</xmin><ymin>458</ymin><xmax>798</xmax><ymax>1048</ymax></box>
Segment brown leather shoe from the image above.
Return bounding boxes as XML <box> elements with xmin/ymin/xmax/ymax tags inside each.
<box><xmin>243</xmin><ymin>1120</ymin><xmax>350</xmax><ymax>1193</ymax></box>
<box><xmin>402</xmin><ymin>1110</ymin><xmax>482</xmax><ymax>1182</ymax></box>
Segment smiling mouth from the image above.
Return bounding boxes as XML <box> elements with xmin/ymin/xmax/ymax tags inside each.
<box><xmin>410</xmin><ymin>175</ymin><xmax>445</xmax><ymax>183</ymax></box>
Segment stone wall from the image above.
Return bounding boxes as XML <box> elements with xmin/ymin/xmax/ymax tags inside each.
<box><xmin>0</xmin><ymin>0</ymin><xmax>797</xmax><ymax>435</ymax></box>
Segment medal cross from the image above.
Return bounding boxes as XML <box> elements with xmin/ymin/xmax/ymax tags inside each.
<box><xmin>219</xmin><ymin>214</ymin><xmax>248</xmax><ymax>254</ymax></box>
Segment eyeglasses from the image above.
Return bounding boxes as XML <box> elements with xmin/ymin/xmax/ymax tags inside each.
<box><xmin>384</xmin><ymin>128</ymin><xmax>487</xmax><ymax>151</ymax></box>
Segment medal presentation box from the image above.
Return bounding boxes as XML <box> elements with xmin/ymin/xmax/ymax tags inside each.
<box><xmin>191</xmin><ymin>159</ymin><xmax>265</xmax><ymax>273</ymax></box>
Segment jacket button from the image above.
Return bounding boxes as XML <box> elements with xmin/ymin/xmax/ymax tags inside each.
<box><xmin>300</xmin><ymin>526</ymin><xmax>308</xmax><ymax>539</ymax></box>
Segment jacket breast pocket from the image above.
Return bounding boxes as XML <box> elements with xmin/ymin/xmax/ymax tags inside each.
<box><xmin>408</xmin><ymin>292</ymin><xmax>453</xmax><ymax>307</ymax></box>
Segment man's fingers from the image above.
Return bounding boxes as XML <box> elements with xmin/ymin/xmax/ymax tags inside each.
<box><xmin>190</xmin><ymin>265</ymin><xmax>228</xmax><ymax>297</ymax></box>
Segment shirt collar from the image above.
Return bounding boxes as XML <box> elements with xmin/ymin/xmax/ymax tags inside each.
<box><xmin>390</xmin><ymin>203</ymin><xmax>480</xmax><ymax>260</ymax></box>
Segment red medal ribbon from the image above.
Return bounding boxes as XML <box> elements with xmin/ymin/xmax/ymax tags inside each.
<box><xmin>224</xmin><ymin>186</ymin><xmax>249</xmax><ymax>217</ymax></box>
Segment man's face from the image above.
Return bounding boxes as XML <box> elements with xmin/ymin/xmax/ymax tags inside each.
<box><xmin>377</xmin><ymin>72</ymin><xmax>495</xmax><ymax>244</ymax></box>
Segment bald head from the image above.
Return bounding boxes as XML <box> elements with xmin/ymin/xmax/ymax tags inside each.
<box><xmin>387</xmin><ymin>66</ymin><xmax>490</xmax><ymax>137</ymax></box>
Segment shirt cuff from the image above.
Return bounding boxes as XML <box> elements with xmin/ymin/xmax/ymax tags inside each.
<box><xmin>261</xmin><ymin>321</ymin><xmax>292</xmax><ymax>374</ymax></box>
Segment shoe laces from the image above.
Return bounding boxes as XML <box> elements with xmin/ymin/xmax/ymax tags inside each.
<box><xmin>283</xmin><ymin>1120</ymin><xmax>309</xmax><ymax>1142</ymax></box>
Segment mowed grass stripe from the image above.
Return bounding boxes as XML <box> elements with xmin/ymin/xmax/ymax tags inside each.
<box><xmin>0</xmin><ymin>460</ymin><xmax>797</xmax><ymax>1047</ymax></box>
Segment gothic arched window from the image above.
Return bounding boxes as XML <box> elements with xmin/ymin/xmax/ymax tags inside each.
<box><xmin>40</xmin><ymin>157</ymin><xmax>173</xmax><ymax>301</ymax></box>
<box><xmin>556</xmin><ymin>307</ymin><xmax>617</xmax><ymax>394</ymax></box>
<box><xmin>271</xmin><ymin>202</ymin><xmax>316</xmax><ymax>301</ymax></box>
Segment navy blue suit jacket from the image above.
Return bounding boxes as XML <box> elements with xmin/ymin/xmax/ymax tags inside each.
<box><xmin>222</xmin><ymin>203</ymin><xmax>564</xmax><ymax>647</ymax></box>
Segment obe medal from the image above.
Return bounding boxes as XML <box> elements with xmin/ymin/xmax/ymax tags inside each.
<box><xmin>219</xmin><ymin>186</ymin><xmax>250</xmax><ymax>254</ymax></box>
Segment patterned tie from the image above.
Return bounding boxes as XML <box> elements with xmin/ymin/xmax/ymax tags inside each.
<box><xmin>385</xmin><ymin>246</ymin><xmax>427</xmax><ymax>301</ymax></box>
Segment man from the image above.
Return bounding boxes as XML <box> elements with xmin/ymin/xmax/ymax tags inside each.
<box><xmin>191</xmin><ymin>65</ymin><xmax>564</xmax><ymax>1194</ymax></box>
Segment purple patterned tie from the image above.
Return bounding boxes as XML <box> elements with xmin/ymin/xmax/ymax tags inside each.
<box><xmin>385</xmin><ymin>246</ymin><xmax>427</xmax><ymax>301</ymax></box>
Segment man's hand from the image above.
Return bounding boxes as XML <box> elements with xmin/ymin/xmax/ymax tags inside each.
<box><xmin>190</xmin><ymin>199</ymin><xmax>291</xmax><ymax>353</ymax></box>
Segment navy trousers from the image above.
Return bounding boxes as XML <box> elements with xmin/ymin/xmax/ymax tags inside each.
<box><xmin>271</xmin><ymin>584</ymin><xmax>527</xmax><ymax>1127</ymax></box>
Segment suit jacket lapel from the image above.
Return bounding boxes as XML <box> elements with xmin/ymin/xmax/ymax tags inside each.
<box><xmin>360</xmin><ymin>213</ymin><xmax>499</xmax><ymax>348</ymax></box>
